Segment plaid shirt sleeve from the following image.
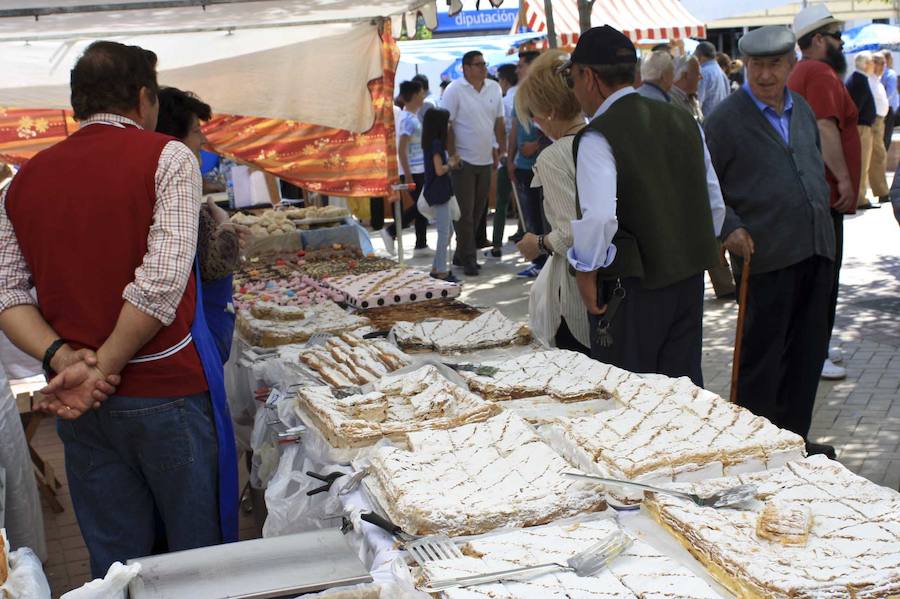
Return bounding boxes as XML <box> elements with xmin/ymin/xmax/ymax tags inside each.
<box><xmin>0</xmin><ymin>185</ymin><xmax>38</xmax><ymax>312</ymax></box>
<box><xmin>122</xmin><ymin>140</ymin><xmax>201</xmax><ymax>325</ymax></box>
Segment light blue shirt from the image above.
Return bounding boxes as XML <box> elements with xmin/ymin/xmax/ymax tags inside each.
<box><xmin>636</xmin><ymin>82</ymin><xmax>670</xmax><ymax>103</ymax></box>
<box><xmin>882</xmin><ymin>68</ymin><xmax>899</xmax><ymax>112</ymax></box>
<box><xmin>698</xmin><ymin>59</ymin><xmax>730</xmax><ymax>117</ymax></box>
<box><xmin>742</xmin><ymin>82</ymin><xmax>793</xmax><ymax>144</ymax></box>
<box><xmin>567</xmin><ymin>87</ymin><xmax>726</xmax><ymax>273</ymax></box>
<box><xmin>398</xmin><ymin>109</ymin><xmax>424</xmax><ymax>175</ymax></box>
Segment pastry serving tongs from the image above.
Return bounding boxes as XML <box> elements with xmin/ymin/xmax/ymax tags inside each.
<box><xmin>564</xmin><ymin>472</ymin><xmax>758</xmax><ymax>508</ymax></box>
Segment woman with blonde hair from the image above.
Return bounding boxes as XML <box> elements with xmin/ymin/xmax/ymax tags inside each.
<box><xmin>514</xmin><ymin>49</ymin><xmax>590</xmax><ymax>354</ymax></box>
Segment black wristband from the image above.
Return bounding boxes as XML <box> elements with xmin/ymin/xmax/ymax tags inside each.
<box><xmin>42</xmin><ymin>338</ymin><xmax>68</xmax><ymax>377</ymax></box>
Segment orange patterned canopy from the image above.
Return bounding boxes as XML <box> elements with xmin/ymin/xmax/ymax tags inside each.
<box><xmin>0</xmin><ymin>25</ymin><xmax>400</xmax><ymax>199</ymax></box>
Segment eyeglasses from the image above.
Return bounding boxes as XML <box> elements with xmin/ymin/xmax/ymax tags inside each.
<box><xmin>466</xmin><ymin>61</ymin><xmax>488</xmax><ymax>68</ymax></box>
<box><xmin>561</xmin><ymin>66</ymin><xmax>574</xmax><ymax>88</ymax></box>
<box><xmin>820</xmin><ymin>30</ymin><xmax>843</xmax><ymax>42</ymax></box>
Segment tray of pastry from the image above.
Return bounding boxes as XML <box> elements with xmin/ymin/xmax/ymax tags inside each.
<box><xmin>360</xmin><ymin>299</ymin><xmax>482</xmax><ymax>330</ymax></box>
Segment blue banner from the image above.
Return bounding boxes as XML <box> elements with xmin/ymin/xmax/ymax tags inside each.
<box><xmin>437</xmin><ymin>8</ymin><xmax>519</xmax><ymax>33</ymax></box>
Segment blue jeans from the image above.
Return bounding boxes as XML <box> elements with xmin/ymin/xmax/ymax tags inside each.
<box><xmin>515</xmin><ymin>169</ymin><xmax>548</xmax><ymax>268</ymax></box>
<box><xmin>432</xmin><ymin>201</ymin><xmax>452</xmax><ymax>274</ymax></box>
<box><xmin>57</xmin><ymin>393</ymin><xmax>221</xmax><ymax>578</ymax></box>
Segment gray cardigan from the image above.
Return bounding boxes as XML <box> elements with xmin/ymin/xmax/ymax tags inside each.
<box><xmin>703</xmin><ymin>88</ymin><xmax>834</xmax><ymax>275</ymax></box>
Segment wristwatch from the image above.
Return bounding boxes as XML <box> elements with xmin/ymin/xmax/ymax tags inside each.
<box><xmin>42</xmin><ymin>338</ymin><xmax>68</xmax><ymax>378</ymax></box>
<box><xmin>538</xmin><ymin>235</ymin><xmax>553</xmax><ymax>256</ymax></box>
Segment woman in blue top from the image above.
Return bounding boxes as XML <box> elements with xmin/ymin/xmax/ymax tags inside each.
<box><xmin>422</xmin><ymin>108</ymin><xmax>459</xmax><ymax>282</ymax></box>
<box><xmin>382</xmin><ymin>80</ymin><xmax>432</xmax><ymax>256</ymax></box>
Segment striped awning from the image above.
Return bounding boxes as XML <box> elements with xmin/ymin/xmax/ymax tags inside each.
<box><xmin>520</xmin><ymin>0</ymin><xmax>705</xmax><ymax>47</ymax></box>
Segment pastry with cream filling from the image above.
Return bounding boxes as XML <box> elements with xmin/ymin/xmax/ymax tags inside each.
<box><xmin>363</xmin><ymin>412</ymin><xmax>606</xmax><ymax>536</ymax></box>
<box><xmin>643</xmin><ymin>456</ymin><xmax>900</xmax><ymax>599</ymax></box>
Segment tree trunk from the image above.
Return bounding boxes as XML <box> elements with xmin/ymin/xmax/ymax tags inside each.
<box><xmin>577</xmin><ymin>0</ymin><xmax>595</xmax><ymax>33</ymax></box>
<box><xmin>543</xmin><ymin>0</ymin><xmax>557</xmax><ymax>48</ymax></box>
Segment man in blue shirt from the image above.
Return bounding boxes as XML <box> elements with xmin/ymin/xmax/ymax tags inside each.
<box><xmin>695</xmin><ymin>41</ymin><xmax>730</xmax><ymax>117</ymax></box>
<box><xmin>704</xmin><ymin>26</ymin><xmax>837</xmax><ymax>459</ymax></box>
<box><xmin>879</xmin><ymin>50</ymin><xmax>899</xmax><ymax>152</ymax></box>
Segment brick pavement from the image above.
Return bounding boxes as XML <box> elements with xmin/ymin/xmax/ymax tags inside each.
<box><xmin>28</xmin><ymin>199</ymin><xmax>897</xmax><ymax>594</ymax></box>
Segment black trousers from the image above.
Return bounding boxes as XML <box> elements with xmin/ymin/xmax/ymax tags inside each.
<box><xmin>588</xmin><ymin>273</ymin><xmax>705</xmax><ymax>387</ymax></box>
<box><xmin>735</xmin><ymin>256</ymin><xmax>832</xmax><ymax>439</ymax></box>
<box><xmin>387</xmin><ymin>173</ymin><xmax>428</xmax><ymax>248</ymax></box>
<box><xmin>825</xmin><ymin>210</ymin><xmax>843</xmax><ymax>350</ymax></box>
<box><xmin>555</xmin><ymin>318</ymin><xmax>589</xmax><ymax>355</ymax></box>
<box><xmin>884</xmin><ymin>107</ymin><xmax>896</xmax><ymax>150</ymax></box>
<box><xmin>370</xmin><ymin>197</ymin><xmax>384</xmax><ymax>230</ymax></box>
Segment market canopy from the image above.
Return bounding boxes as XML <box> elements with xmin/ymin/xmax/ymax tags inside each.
<box><xmin>0</xmin><ymin>0</ymin><xmax>440</xmax><ymax>196</ymax></box>
<box><xmin>519</xmin><ymin>0</ymin><xmax>705</xmax><ymax>47</ymax></box>
<box><xmin>0</xmin><ymin>0</ymin><xmax>435</xmax><ymax>132</ymax></box>
<box><xmin>842</xmin><ymin>23</ymin><xmax>900</xmax><ymax>54</ymax></box>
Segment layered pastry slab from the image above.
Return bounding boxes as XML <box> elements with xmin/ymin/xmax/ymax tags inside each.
<box><xmin>364</xmin><ymin>412</ymin><xmax>607</xmax><ymax>536</ymax></box>
<box><xmin>547</xmin><ymin>375</ymin><xmax>805</xmax><ymax>501</ymax></box>
<box><xmin>295</xmin><ymin>364</ymin><xmax>501</xmax><ymax>448</ymax></box>
<box><xmin>325</xmin><ymin>267</ymin><xmax>461</xmax><ymax>309</ymax></box>
<box><xmin>297</xmin><ymin>332</ymin><xmax>411</xmax><ymax>387</ymax></box>
<box><xmin>420</xmin><ymin>519</ymin><xmax>721</xmax><ymax>599</ymax></box>
<box><xmin>391</xmin><ymin>309</ymin><xmax>531</xmax><ymax>353</ymax></box>
<box><xmin>236</xmin><ymin>301</ymin><xmax>369</xmax><ymax>347</ymax></box>
<box><xmin>459</xmin><ymin>350</ymin><xmax>633</xmax><ymax>402</ymax></box>
<box><xmin>644</xmin><ymin>456</ymin><xmax>900</xmax><ymax>599</ymax></box>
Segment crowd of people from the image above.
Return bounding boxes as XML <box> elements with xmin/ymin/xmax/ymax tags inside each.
<box><xmin>0</xmin><ymin>2</ymin><xmax>895</xmax><ymax>582</ymax></box>
<box><xmin>379</xmin><ymin>4</ymin><xmax>898</xmax><ymax>462</ymax></box>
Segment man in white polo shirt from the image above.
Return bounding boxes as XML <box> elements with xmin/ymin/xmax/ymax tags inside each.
<box><xmin>441</xmin><ymin>50</ymin><xmax>506</xmax><ymax>276</ymax></box>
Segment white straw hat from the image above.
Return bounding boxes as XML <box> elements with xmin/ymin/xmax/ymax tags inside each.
<box><xmin>793</xmin><ymin>4</ymin><xmax>841</xmax><ymax>39</ymax></box>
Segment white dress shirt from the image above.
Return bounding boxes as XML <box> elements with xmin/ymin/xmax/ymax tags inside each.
<box><xmin>868</xmin><ymin>73</ymin><xmax>890</xmax><ymax>117</ymax></box>
<box><xmin>502</xmin><ymin>84</ymin><xmax>517</xmax><ymax>142</ymax></box>
<box><xmin>441</xmin><ymin>77</ymin><xmax>504</xmax><ymax>166</ymax></box>
<box><xmin>567</xmin><ymin>87</ymin><xmax>726</xmax><ymax>273</ymax></box>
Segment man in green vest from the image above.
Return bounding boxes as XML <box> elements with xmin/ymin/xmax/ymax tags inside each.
<box><xmin>561</xmin><ymin>26</ymin><xmax>725</xmax><ymax>386</ymax></box>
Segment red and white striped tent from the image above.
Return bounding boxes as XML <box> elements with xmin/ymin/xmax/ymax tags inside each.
<box><xmin>519</xmin><ymin>0</ymin><xmax>705</xmax><ymax>47</ymax></box>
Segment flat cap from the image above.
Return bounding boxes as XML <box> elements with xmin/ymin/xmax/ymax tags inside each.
<box><xmin>738</xmin><ymin>25</ymin><xmax>796</xmax><ymax>57</ymax></box>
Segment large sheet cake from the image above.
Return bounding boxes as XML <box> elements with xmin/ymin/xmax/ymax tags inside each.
<box><xmin>391</xmin><ymin>309</ymin><xmax>530</xmax><ymax>353</ymax></box>
<box><xmin>364</xmin><ymin>412</ymin><xmax>606</xmax><ymax>536</ymax></box>
<box><xmin>296</xmin><ymin>365</ymin><xmax>501</xmax><ymax>448</ymax></box>
<box><xmin>547</xmin><ymin>375</ymin><xmax>805</xmax><ymax>501</ymax></box>
<box><xmin>420</xmin><ymin>518</ymin><xmax>722</xmax><ymax>599</ymax></box>
<box><xmin>460</xmin><ymin>350</ymin><xmax>632</xmax><ymax>402</ymax></box>
<box><xmin>644</xmin><ymin>455</ymin><xmax>900</xmax><ymax>599</ymax></box>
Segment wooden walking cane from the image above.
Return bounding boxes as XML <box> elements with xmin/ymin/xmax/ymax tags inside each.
<box><xmin>730</xmin><ymin>257</ymin><xmax>751</xmax><ymax>403</ymax></box>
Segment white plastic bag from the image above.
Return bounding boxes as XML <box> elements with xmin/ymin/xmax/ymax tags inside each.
<box><xmin>448</xmin><ymin>196</ymin><xmax>461</xmax><ymax>221</ymax></box>
<box><xmin>0</xmin><ymin>548</ymin><xmax>51</xmax><ymax>599</ymax></box>
<box><xmin>415</xmin><ymin>195</ymin><xmax>434</xmax><ymax>221</ymax></box>
<box><xmin>527</xmin><ymin>261</ymin><xmax>554</xmax><ymax>346</ymax></box>
<box><xmin>59</xmin><ymin>562</ymin><xmax>141</xmax><ymax>599</ymax></box>
<box><xmin>262</xmin><ymin>443</ymin><xmax>349</xmax><ymax>537</ymax></box>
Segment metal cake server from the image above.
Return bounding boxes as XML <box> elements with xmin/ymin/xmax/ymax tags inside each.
<box><xmin>418</xmin><ymin>529</ymin><xmax>632</xmax><ymax>592</ymax></box>
<box><xmin>564</xmin><ymin>472</ymin><xmax>758</xmax><ymax>508</ymax></box>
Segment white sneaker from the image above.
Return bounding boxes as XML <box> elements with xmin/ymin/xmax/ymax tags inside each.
<box><xmin>380</xmin><ymin>229</ymin><xmax>395</xmax><ymax>256</ymax></box>
<box><xmin>828</xmin><ymin>347</ymin><xmax>843</xmax><ymax>364</ymax></box>
<box><xmin>821</xmin><ymin>359</ymin><xmax>847</xmax><ymax>380</ymax></box>
<box><xmin>413</xmin><ymin>246</ymin><xmax>435</xmax><ymax>258</ymax></box>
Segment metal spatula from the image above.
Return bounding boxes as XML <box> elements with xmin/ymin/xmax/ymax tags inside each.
<box><xmin>418</xmin><ymin>529</ymin><xmax>632</xmax><ymax>592</ymax></box>
<box><xmin>359</xmin><ymin>512</ymin><xmax>463</xmax><ymax>565</ymax></box>
<box><xmin>564</xmin><ymin>472</ymin><xmax>758</xmax><ymax>508</ymax></box>
<box><xmin>442</xmin><ymin>362</ymin><xmax>500</xmax><ymax>377</ymax></box>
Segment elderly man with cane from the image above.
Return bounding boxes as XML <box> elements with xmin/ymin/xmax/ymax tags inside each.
<box><xmin>703</xmin><ymin>26</ymin><xmax>837</xmax><ymax>458</ymax></box>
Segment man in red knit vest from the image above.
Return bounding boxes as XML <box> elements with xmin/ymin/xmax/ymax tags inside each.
<box><xmin>0</xmin><ymin>41</ymin><xmax>227</xmax><ymax>578</ymax></box>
